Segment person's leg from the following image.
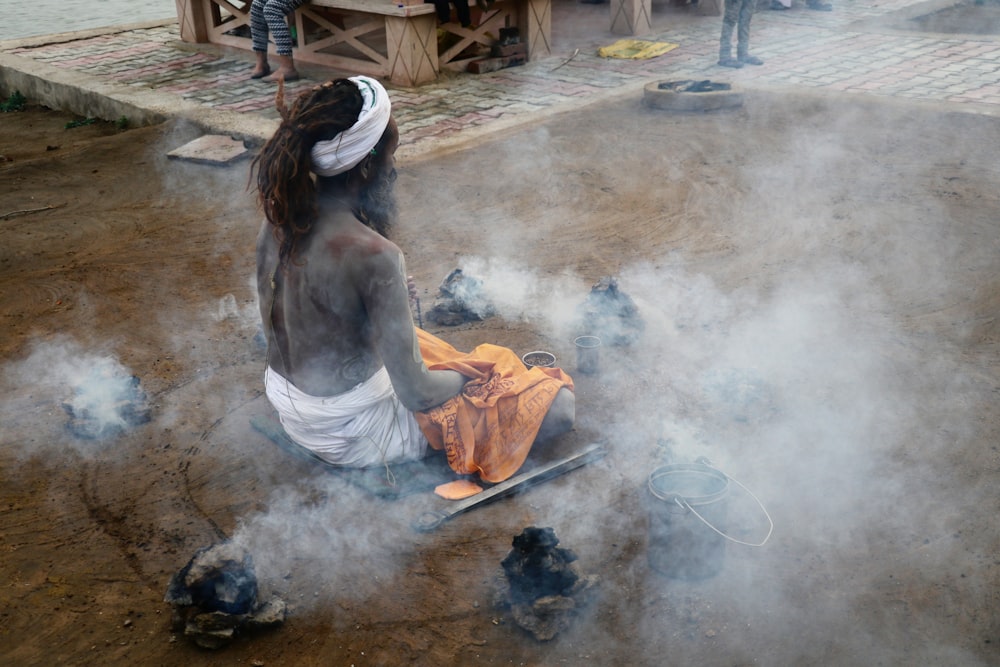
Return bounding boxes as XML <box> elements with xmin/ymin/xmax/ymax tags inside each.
<box><xmin>453</xmin><ymin>0</ymin><xmax>472</xmax><ymax>27</ymax></box>
<box><xmin>262</xmin><ymin>0</ymin><xmax>303</xmax><ymax>82</ymax></box>
<box><xmin>736</xmin><ymin>0</ymin><xmax>763</xmax><ymax>65</ymax></box>
<box><xmin>718</xmin><ymin>0</ymin><xmax>743</xmax><ymax>68</ymax></box>
<box><xmin>429</xmin><ymin>0</ymin><xmax>451</xmax><ymax>22</ymax></box>
<box><xmin>251</xmin><ymin>51</ymin><xmax>271</xmax><ymax>79</ymax></box>
<box><xmin>535</xmin><ymin>387</ymin><xmax>575</xmax><ymax>442</ymax></box>
<box><xmin>249</xmin><ymin>0</ymin><xmax>271</xmax><ymax>78</ymax></box>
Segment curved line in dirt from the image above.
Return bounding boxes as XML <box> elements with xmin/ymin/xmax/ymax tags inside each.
<box><xmin>145</xmin><ymin>359</ymin><xmax>264</xmax><ymax>401</ymax></box>
<box><xmin>177</xmin><ymin>391</ymin><xmax>268</xmax><ymax>544</ymax></box>
<box><xmin>78</xmin><ymin>461</ymin><xmax>153</xmax><ymax>589</ymax></box>
<box><xmin>74</xmin><ymin>385</ymin><xmax>264</xmax><ymax>584</ymax></box>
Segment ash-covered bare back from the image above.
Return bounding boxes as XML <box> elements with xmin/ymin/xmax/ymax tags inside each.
<box><xmin>256</xmin><ymin>197</ymin><xmax>463</xmax><ymax>409</ymax></box>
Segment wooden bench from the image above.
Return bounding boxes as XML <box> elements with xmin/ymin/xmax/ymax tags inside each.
<box><xmin>609</xmin><ymin>0</ymin><xmax>717</xmax><ymax>36</ymax></box>
<box><xmin>174</xmin><ymin>0</ymin><xmax>552</xmax><ymax>86</ymax></box>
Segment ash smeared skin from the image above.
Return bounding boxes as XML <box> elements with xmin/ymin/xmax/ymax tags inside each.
<box><xmin>338</xmin><ymin>353</ymin><xmax>374</xmax><ymax>386</ymax></box>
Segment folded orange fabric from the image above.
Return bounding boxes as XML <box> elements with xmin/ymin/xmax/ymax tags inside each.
<box><xmin>415</xmin><ymin>329</ymin><xmax>574</xmax><ymax>483</ymax></box>
<box><xmin>434</xmin><ymin>479</ymin><xmax>484</xmax><ymax>500</ymax></box>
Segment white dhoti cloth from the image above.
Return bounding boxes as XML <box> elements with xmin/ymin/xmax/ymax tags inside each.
<box><xmin>264</xmin><ymin>366</ymin><xmax>429</xmax><ymax>467</ymax></box>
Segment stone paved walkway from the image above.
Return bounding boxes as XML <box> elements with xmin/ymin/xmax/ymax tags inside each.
<box><xmin>2</xmin><ymin>0</ymin><xmax>999</xmax><ymax>158</ymax></box>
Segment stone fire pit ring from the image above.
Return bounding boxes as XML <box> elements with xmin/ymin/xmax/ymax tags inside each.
<box><xmin>643</xmin><ymin>80</ymin><xmax>744</xmax><ymax>113</ymax></box>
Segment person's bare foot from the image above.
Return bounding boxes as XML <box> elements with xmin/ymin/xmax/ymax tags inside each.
<box><xmin>250</xmin><ymin>65</ymin><xmax>271</xmax><ymax>80</ymax></box>
<box><xmin>263</xmin><ymin>68</ymin><xmax>300</xmax><ymax>83</ymax></box>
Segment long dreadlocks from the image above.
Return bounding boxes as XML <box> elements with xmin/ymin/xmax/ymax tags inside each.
<box><xmin>252</xmin><ymin>79</ymin><xmax>364</xmax><ymax>266</ymax></box>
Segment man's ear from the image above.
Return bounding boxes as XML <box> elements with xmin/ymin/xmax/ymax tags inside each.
<box><xmin>358</xmin><ymin>153</ymin><xmax>373</xmax><ymax>180</ymax></box>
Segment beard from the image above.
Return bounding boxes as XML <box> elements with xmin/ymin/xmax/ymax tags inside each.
<box><xmin>357</xmin><ymin>166</ymin><xmax>398</xmax><ymax>239</ymax></box>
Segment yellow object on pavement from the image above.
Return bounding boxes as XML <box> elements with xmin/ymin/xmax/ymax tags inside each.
<box><xmin>598</xmin><ymin>39</ymin><xmax>679</xmax><ymax>60</ymax></box>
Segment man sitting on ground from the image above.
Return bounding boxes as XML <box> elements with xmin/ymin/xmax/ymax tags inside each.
<box><xmin>253</xmin><ymin>76</ymin><xmax>575</xmax><ymax>483</ymax></box>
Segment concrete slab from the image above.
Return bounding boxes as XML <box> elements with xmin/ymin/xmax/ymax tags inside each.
<box><xmin>166</xmin><ymin>134</ymin><xmax>250</xmax><ymax>165</ymax></box>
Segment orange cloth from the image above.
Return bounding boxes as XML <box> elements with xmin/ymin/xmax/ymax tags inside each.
<box><xmin>415</xmin><ymin>329</ymin><xmax>574</xmax><ymax>483</ymax></box>
<box><xmin>434</xmin><ymin>479</ymin><xmax>484</xmax><ymax>500</ymax></box>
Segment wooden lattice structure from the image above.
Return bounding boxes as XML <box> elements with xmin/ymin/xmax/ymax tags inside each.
<box><xmin>173</xmin><ymin>0</ymin><xmax>551</xmax><ymax>86</ymax></box>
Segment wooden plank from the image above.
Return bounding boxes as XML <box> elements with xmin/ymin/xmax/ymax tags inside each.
<box><xmin>610</xmin><ymin>0</ymin><xmax>652</xmax><ymax>35</ymax></box>
<box><xmin>297</xmin><ymin>9</ymin><xmax>388</xmax><ymax>65</ymax></box>
<box><xmin>520</xmin><ymin>0</ymin><xmax>552</xmax><ymax>60</ymax></box>
<box><xmin>174</xmin><ymin>0</ymin><xmax>210</xmax><ymax>42</ymax></box>
<box><xmin>385</xmin><ymin>13</ymin><xmax>439</xmax><ymax>86</ymax></box>
<box><xmin>309</xmin><ymin>0</ymin><xmax>437</xmax><ymax>17</ymax></box>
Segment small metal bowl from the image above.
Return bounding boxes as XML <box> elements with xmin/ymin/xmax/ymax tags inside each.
<box><xmin>521</xmin><ymin>351</ymin><xmax>556</xmax><ymax>368</ymax></box>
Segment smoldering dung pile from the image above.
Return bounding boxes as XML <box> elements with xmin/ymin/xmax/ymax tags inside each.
<box><xmin>425</xmin><ymin>270</ymin><xmax>645</xmax><ymax>344</ymax></box>
<box><xmin>164</xmin><ymin>542</ymin><xmax>286</xmax><ymax>649</ymax></box>
<box><xmin>495</xmin><ymin>526</ymin><xmax>599</xmax><ymax>641</ymax></box>
<box><xmin>426</xmin><ymin>268</ymin><xmax>495</xmax><ymax>325</ymax></box>
<box><xmin>62</xmin><ymin>371</ymin><xmax>152</xmax><ymax>440</ymax></box>
<box><xmin>575</xmin><ymin>276</ymin><xmax>644</xmax><ymax>346</ymax></box>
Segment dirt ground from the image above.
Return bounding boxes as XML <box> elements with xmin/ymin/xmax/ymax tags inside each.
<box><xmin>2</xmin><ymin>83</ymin><xmax>999</xmax><ymax>666</ymax></box>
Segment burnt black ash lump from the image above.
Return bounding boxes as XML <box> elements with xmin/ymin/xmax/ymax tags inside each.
<box><xmin>164</xmin><ymin>541</ymin><xmax>286</xmax><ymax>649</ymax></box>
<box><xmin>502</xmin><ymin>527</ymin><xmax>578</xmax><ymax>603</ymax></box>
<box><xmin>576</xmin><ymin>276</ymin><xmax>644</xmax><ymax>346</ymax></box>
<box><xmin>166</xmin><ymin>541</ymin><xmax>258</xmax><ymax>614</ymax></box>
<box><xmin>426</xmin><ymin>268</ymin><xmax>495</xmax><ymax>326</ymax></box>
<box><xmin>497</xmin><ymin>527</ymin><xmax>599</xmax><ymax>641</ymax></box>
<box><xmin>659</xmin><ymin>80</ymin><xmax>732</xmax><ymax>93</ymax></box>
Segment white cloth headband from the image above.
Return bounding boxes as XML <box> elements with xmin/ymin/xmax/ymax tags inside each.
<box><xmin>310</xmin><ymin>76</ymin><xmax>391</xmax><ymax>177</ymax></box>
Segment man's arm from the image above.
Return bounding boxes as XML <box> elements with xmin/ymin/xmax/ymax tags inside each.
<box><xmin>361</xmin><ymin>245</ymin><xmax>466</xmax><ymax>411</ymax></box>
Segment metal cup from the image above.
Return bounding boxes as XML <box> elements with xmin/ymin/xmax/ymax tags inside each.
<box><xmin>574</xmin><ymin>335</ymin><xmax>601</xmax><ymax>374</ymax></box>
<box><xmin>522</xmin><ymin>351</ymin><xmax>556</xmax><ymax>368</ymax></box>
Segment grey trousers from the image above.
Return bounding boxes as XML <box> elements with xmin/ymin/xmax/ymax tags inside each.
<box><xmin>719</xmin><ymin>0</ymin><xmax>755</xmax><ymax>59</ymax></box>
